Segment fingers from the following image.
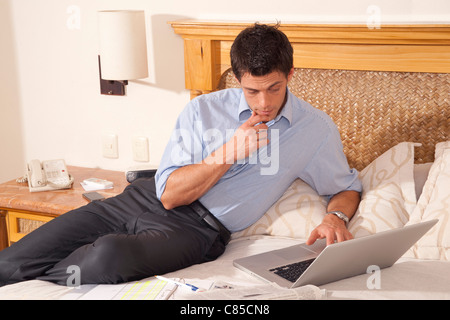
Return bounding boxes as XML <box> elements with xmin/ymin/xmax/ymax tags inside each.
<box><xmin>246</xmin><ymin>111</ymin><xmax>271</xmax><ymax>128</ymax></box>
<box><xmin>227</xmin><ymin>112</ymin><xmax>271</xmax><ymax>162</ymax></box>
<box><xmin>325</xmin><ymin>229</ymin><xmax>337</xmax><ymax>246</ymax></box>
<box><xmin>306</xmin><ymin>227</ymin><xmax>333</xmax><ymax>246</ymax></box>
<box><xmin>306</xmin><ymin>224</ymin><xmax>354</xmax><ymax>246</ymax></box>
<box><xmin>306</xmin><ymin>230</ymin><xmax>319</xmax><ymax>246</ymax></box>
<box><xmin>227</xmin><ymin>127</ymin><xmax>268</xmax><ymax>162</ymax></box>
<box><xmin>245</xmin><ymin>114</ymin><xmax>270</xmax><ymax>145</ymax></box>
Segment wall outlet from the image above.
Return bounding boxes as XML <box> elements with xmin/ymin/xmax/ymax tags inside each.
<box><xmin>102</xmin><ymin>133</ymin><xmax>118</xmax><ymax>158</ymax></box>
<box><xmin>132</xmin><ymin>136</ymin><xmax>149</xmax><ymax>162</ymax></box>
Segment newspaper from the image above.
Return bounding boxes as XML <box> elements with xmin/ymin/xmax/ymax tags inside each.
<box><xmin>189</xmin><ymin>282</ymin><xmax>325</xmax><ymax>300</ymax></box>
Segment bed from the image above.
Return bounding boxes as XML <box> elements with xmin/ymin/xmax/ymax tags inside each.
<box><xmin>1</xmin><ymin>21</ymin><xmax>449</xmax><ymax>300</ymax></box>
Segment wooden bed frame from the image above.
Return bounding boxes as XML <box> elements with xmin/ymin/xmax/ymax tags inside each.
<box><xmin>169</xmin><ymin>21</ymin><xmax>450</xmax><ymax>170</ymax></box>
<box><xmin>170</xmin><ymin>21</ymin><xmax>450</xmax><ymax>98</ymax></box>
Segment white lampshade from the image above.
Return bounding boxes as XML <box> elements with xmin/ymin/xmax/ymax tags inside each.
<box><xmin>98</xmin><ymin>10</ymin><xmax>148</xmax><ymax>80</ymax></box>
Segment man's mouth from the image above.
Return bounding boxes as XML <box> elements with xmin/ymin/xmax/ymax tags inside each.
<box><xmin>258</xmin><ymin>110</ymin><xmax>272</xmax><ymax>117</ymax></box>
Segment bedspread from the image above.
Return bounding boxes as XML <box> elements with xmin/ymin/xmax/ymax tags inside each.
<box><xmin>1</xmin><ymin>235</ymin><xmax>449</xmax><ymax>300</ymax></box>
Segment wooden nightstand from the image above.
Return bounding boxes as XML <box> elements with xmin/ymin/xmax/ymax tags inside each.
<box><xmin>0</xmin><ymin>166</ymin><xmax>128</xmax><ymax>250</ymax></box>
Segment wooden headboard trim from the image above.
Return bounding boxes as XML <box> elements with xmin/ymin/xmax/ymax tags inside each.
<box><xmin>169</xmin><ymin>20</ymin><xmax>450</xmax><ymax>99</ymax></box>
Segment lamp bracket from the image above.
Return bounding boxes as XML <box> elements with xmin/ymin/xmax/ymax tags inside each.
<box><xmin>98</xmin><ymin>55</ymin><xmax>128</xmax><ymax>96</ymax></box>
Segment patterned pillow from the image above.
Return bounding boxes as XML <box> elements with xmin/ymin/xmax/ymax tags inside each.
<box><xmin>231</xmin><ymin>178</ymin><xmax>327</xmax><ymax>240</ymax></box>
<box><xmin>232</xmin><ymin>142</ymin><xmax>419</xmax><ymax>240</ymax></box>
<box><xmin>348</xmin><ymin>142</ymin><xmax>418</xmax><ymax>238</ymax></box>
<box><xmin>405</xmin><ymin>141</ymin><xmax>450</xmax><ymax>260</ymax></box>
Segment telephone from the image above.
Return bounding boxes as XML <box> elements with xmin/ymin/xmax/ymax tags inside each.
<box><xmin>23</xmin><ymin>159</ymin><xmax>74</xmax><ymax>192</ymax></box>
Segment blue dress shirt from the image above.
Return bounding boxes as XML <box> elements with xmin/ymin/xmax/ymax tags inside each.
<box><xmin>155</xmin><ymin>88</ymin><xmax>361</xmax><ymax>232</ymax></box>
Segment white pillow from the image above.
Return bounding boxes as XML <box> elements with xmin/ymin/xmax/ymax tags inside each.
<box><xmin>414</xmin><ymin>162</ymin><xmax>433</xmax><ymax>200</ymax></box>
<box><xmin>232</xmin><ymin>142</ymin><xmax>419</xmax><ymax>240</ymax></box>
<box><xmin>348</xmin><ymin>142</ymin><xmax>418</xmax><ymax>238</ymax></box>
<box><xmin>405</xmin><ymin>141</ymin><xmax>450</xmax><ymax>260</ymax></box>
<box><xmin>231</xmin><ymin>178</ymin><xmax>327</xmax><ymax>240</ymax></box>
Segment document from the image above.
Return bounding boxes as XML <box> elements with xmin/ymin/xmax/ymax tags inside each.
<box><xmin>187</xmin><ymin>283</ymin><xmax>325</xmax><ymax>300</ymax></box>
<box><xmin>61</xmin><ymin>277</ymin><xmax>177</xmax><ymax>300</ymax></box>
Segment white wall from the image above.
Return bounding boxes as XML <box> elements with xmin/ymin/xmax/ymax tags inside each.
<box><xmin>1</xmin><ymin>0</ymin><xmax>449</xmax><ymax>183</ymax></box>
<box><xmin>0</xmin><ymin>0</ymin><xmax>26</xmax><ymax>183</ymax></box>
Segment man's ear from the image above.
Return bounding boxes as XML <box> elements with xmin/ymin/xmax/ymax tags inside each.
<box><xmin>287</xmin><ymin>67</ymin><xmax>294</xmax><ymax>82</ymax></box>
<box><xmin>234</xmin><ymin>74</ymin><xmax>241</xmax><ymax>86</ymax></box>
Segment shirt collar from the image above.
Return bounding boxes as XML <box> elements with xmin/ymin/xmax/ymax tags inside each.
<box><xmin>238</xmin><ymin>88</ymin><xmax>293</xmax><ymax>126</ymax></box>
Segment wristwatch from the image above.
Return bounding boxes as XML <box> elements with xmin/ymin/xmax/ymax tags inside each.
<box><xmin>326</xmin><ymin>211</ymin><xmax>349</xmax><ymax>225</ymax></box>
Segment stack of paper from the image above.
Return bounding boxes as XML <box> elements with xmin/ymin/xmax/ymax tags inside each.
<box><xmin>61</xmin><ymin>277</ymin><xmax>177</xmax><ymax>300</ymax></box>
<box><xmin>80</xmin><ymin>178</ymin><xmax>113</xmax><ymax>191</ymax></box>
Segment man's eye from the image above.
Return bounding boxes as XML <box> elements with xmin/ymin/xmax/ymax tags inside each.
<box><xmin>269</xmin><ymin>87</ymin><xmax>280</xmax><ymax>93</ymax></box>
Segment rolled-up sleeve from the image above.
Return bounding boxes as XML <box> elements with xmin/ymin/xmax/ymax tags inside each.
<box><xmin>300</xmin><ymin>126</ymin><xmax>362</xmax><ymax>198</ymax></box>
<box><xmin>155</xmin><ymin>101</ymin><xmax>204</xmax><ymax>200</ymax></box>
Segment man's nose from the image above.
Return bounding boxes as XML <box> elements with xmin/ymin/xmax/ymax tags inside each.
<box><xmin>257</xmin><ymin>92</ymin><xmax>271</xmax><ymax>109</ymax></box>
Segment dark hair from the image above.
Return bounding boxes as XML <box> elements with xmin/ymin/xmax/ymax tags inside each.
<box><xmin>230</xmin><ymin>23</ymin><xmax>293</xmax><ymax>82</ymax></box>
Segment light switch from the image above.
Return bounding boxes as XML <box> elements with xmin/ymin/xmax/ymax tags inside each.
<box><xmin>102</xmin><ymin>133</ymin><xmax>118</xmax><ymax>158</ymax></box>
<box><xmin>132</xmin><ymin>136</ymin><xmax>149</xmax><ymax>162</ymax></box>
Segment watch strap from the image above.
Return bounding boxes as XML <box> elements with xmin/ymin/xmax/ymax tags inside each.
<box><xmin>326</xmin><ymin>210</ymin><xmax>349</xmax><ymax>225</ymax></box>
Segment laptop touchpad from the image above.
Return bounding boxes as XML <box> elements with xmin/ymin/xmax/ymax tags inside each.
<box><xmin>274</xmin><ymin>245</ymin><xmax>318</xmax><ymax>261</ymax></box>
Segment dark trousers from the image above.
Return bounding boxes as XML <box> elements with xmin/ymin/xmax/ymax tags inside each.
<box><xmin>0</xmin><ymin>178</ymin><xmax>229</xmax><ymax>286</ymax></box>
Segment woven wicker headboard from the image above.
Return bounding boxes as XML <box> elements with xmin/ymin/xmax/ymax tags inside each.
<box><xmin>218</xmin><ymin>68</ymin><xmax>450</xmax><ymax>170</ymax></box>
<box><xmin>170</xmin><ymin>21</ymin><xmax>450</xmax><ymax>170</ymax></box>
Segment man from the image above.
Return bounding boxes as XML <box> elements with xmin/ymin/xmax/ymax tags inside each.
<box><xmin>156</xmin><ymin>23</ymin><xmax>361</xmax><ymax>243</ymax></box>
<box><xmin>0</xmin><ymin>23</ymin><xmax>360</xmax><ymax>287</ymax></box>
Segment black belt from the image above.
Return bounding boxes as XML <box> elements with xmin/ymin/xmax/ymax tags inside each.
<box><xmin>190</xmin><ymin>201</ymin><xmax>231</xmax><ymax>245</ymax></box>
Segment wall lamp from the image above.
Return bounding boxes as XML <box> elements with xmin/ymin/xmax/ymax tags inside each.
<box><xmin>98</xmin><ymin>10</ymin><xmax>148</xmax><ymax>96</ymax></box>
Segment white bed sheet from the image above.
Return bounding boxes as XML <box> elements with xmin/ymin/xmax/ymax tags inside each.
<box><xmin>1</xmin><ymin>235</ymin><xmax>449</xmax><ymax>300</ymax></box>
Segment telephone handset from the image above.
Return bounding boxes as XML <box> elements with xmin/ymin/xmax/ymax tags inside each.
<box><xmin>25</xmin><ymin>159</ymin><xmax>74</xmax><ymax>192</ymax></box>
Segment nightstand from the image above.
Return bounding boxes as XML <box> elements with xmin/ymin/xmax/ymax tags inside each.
<box><xmin>0</xmin><ymin>166</ymin><xmax>128</xmax><ymax>250</ymax></box>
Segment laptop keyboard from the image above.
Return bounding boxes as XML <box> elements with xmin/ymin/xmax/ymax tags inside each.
<box><xmin>269</xmin><ymin>258</ymin><xmax>316</xmax><ymax>283</ymax></box>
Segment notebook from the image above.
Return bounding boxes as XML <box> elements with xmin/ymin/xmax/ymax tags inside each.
<box><xmin>233</xmin><ymin>219</ymin><xmax>438</xmax><ymax>288</ymax></box>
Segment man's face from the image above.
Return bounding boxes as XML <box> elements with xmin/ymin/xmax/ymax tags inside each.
<box><xmin>239</xmin><ymin>68</ymin><xmax>294</xmax><ymax>121</ymax></box>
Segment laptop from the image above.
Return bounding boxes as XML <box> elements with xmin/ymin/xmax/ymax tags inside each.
<box><xmin>233</xmin><ymin>219</ymin><xmax>438</xmax><ymax>288</ymax></box>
